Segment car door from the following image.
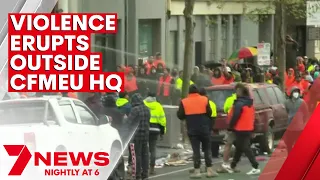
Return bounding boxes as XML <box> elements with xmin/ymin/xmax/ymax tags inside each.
<box><xmin>273</xmin><ymin>86</ymin><xmax>289</xmax><ymax>128</ymax></box>
<box><xmin>264</xmin><ymin>87</ymin><xmax>287</xmax><ymax>129</ymax></box>
<box><xmin>72</xmin><ymin>100</ymin><xmax>101</xmax><ymax>152</ymax></box>
<box><xmin>252</xmin><ymin>89</ymin><xmax>266</xmax><ymax>132</ymax></box>
<box><xmin>57</xmin><ymin>99</ymin><xmax>84</xmax><ymax>152</ymax></box>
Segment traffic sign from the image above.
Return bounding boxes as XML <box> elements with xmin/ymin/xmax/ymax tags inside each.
<box><xmin>257</xmin><ymin>43</ymin><xmax>271</xmax><ymax>66</ymax></box>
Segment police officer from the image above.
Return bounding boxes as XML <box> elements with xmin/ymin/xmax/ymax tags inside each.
<box><xmin>225</xmin><ymin>83</ymin><xmax>260</xmax><ymax>175</ymax></box>
<box><xmin>177</xmin><ymin>85</ymin><xmax>218</xmax><ymax>178</ymax></box>
<box><xmin>143</xmin><ymin>92</ymin><xmax>166</xmax><ymax>175</ymax></box>
<box><xmin>199</xmin><ymin>88</ymin><xmax>219</xmax><ymax>158</ymax></box>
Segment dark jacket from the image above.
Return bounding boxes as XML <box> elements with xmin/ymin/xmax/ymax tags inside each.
<box><xmin>127</xmin><ymin>93</ymin><xmax>151</xmax><ymax>141</ymax></box>
<box><xmin>103</xmin><ymin>96</ymin><xmax>125</xmax><ymax>130</ymax></box>
<box><xmin>85</xmin><ymin>94</ymin><xmax>103</xmax><ymax>117</ymax></box>
<box><xmin>228</xmin><ymin>96</ymin><xmax>254</xmax><ymax>134</ymax></box>
<box><xmin>177</xmin><ymin>93</ymin><xmax>212</xmax><ymax>135</ymax></box>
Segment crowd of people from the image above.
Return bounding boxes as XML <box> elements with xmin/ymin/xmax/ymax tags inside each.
<box><xmin>2</xmin><ymin>52</ymin><xmax>320</xmax><ymax>179</ymax></box>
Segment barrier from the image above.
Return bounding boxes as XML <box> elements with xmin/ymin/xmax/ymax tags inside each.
<box><xmin>157</xmin><ymin>105</ymin><xmax>181</xmax><ymax>148</ymax></box>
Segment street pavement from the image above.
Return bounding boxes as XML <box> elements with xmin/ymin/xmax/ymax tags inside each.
<box><xmin>148</xmin><ymin>156</ymin><xmax>269</xmax><ymax>180</ymax></box>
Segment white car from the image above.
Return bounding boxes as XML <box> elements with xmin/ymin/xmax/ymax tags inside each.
<box><xmin>0</xmin><ymin>96</ymin><xmax>124</xmax><ymax>180</ymax></box>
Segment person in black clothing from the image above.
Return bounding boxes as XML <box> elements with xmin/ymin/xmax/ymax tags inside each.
<box><xmin>102</xmin><ymin>96</ymin><xmax>125</xmax><ymax>132</ymax></box>
<box><xmin>85</xmin><ymin>93</ymin><xmax>103</xmax><ymax>117</ymax></box>
<box><xmin>137</xmin><ymin>67</ymin><xmax>149</xmax><ymax>97</ymax></box>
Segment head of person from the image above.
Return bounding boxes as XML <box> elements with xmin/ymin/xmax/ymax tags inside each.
<box><xmin>193</xmin><ymin>66</ymin><xmax>200</xmax><ymax>75</ymax></box>
<box><xmin>179</xmin><ymin>70</ymin><xmax>183</xmax><ymax>77</ymax></box>
<box><xmin>155</xmin><ymin>52</ymin><xmax>161</xmax><ymax>60</ymax></box>
<box><xmin>200</xmin><ymin>65</ymin><xmax>206</xmax><ymax>73</ymax></box>
<box><xmin>151</xmin><ymin>66</ymin><xmax>157</xmax><ymax>74</ymax></box>
<box><xmin>157</xmin><ymin>64</ymin><xmax>164</xmax><ymax>71</ymax></box>
<box><xmin>290</xmin><ymin>87</ymin><xmax>301</xmax><ymax>99</ymax></box>
<box><xmin>189</xmin><ymin>84</ymin><xmax>199</xmax><ymax>94</ymax></box>
<box><xmin>287</xmin><ymin>68</ymin><xmax>294</xmax><ymax>76</ymax></box>
<box><xmin>235</xmin><ymin>83</ymin><xmax>250</xmax><ymax>98</ymax></box>
<box><xmin>163</xmin><ymin>68</ymin><xmax>170</xmax><ymax>76</ymax></box>
<box><xmin>171</xmin><ymin>68</ymin><xmax>178</xmax><ymax>77</ymax></box>
<box><xmin>103</xmin><ymin>96</ymin><xmax>116</xmax><ymax>108</ymax></box>
<box><xmin>199</xmin><ymin>88</ymin><xmax>207</xmax><ymax>96</ymax></box>
<box><xmin>303</xmin><ymin>56</ymin><xmax>308</xmax><ymax>64</ymax></box>
<box><xmin>119</xmin><ymin>91</ymin><xmax>129</xmax><ymax>99</ymax></box>
<box><xmin>117</xmin><ymin>65</ymin><xmax>124</xmax><ymax>72</ymax></box>
<box><xmin>148</xmin><ymin>56</ymin><xmax>154</xmax><ymax>63</ymax></box>
<box><xmin>213</xmin><ymin>68</ymin><xmax>221</xmax><ymax>78</ymax></box>
<box><xmin>147</xmin><ymin>92</ymin><xmax>156</xmax><ymax>99</ymax></box>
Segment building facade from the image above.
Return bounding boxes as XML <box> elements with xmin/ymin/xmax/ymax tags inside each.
<box><xmin>57</xmin><ymin>0</ymin><xmax>275</xmax><ymax>70</ymax></box>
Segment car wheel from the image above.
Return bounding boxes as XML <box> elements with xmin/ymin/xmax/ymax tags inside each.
<box><xmin>259</xmin><ymin>125</ymin><xmax>274</xmax><ymax>154</ymax></box>
<box><xmin>107</xmin><ymin>142</ymin><xmax>125</xmax><ymax>180</ymax></box>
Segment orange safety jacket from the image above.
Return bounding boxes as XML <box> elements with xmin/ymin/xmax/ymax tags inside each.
<box><xmin>157</xmin><ymin>75</ymin><xmax>172</xmax><ymax>97</ymax></box>
<box><xmin>227</xmin><ymin>106</ymin><xmax>255</xmax><ymax>131</ymax></box>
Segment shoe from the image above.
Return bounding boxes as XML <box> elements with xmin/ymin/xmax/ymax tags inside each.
<box><xmin>149</xmin><ymin>166</ymin><xmax>156</xmax><ymax>175</ymax></box>
<box><xmin>246</xmin><ymin>168</ymin><xmax>261</xmax><ymax>175</ymax></box>
<box><xmin>221</xmin><ymin>163</ymin><xmax>234</xmax><ymax>173</ymax></box>
<box><xmin>190</xmin><ymin>168</ymin><xmax>201</xmax><ymax>179</ymax></box>
<box><xmin>206</xmin><ymin>167</ymin><xmax>219</xmax><ymax>178</ymax></box>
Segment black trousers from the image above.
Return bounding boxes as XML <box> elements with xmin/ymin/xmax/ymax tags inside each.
<box><xmin>231</xmin><ymin>133</ymin><xmax>258</xmax><ymax>169</ymax></box>
<box><xmin>149</xmin><ymin>133</ymin><xmax>159</xmax><ymax>167</ymax></box>
<box><xmin>189</xmin><ymin>134</ymin><xmax>212</xmax><ymax>169</ymax></box>
<box><xmin>133</xmin><ymin>139</ymin><xmax>149</xmax><ymax>179</ymax></box>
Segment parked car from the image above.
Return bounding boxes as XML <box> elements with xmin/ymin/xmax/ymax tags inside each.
<box><xmin>0</xmin><ymin>96</ymin><xmax>124</xmax><ymax>180</ymax></box>
<box><xmin>205</xmin><ymin>83</ymin><xmax>288</xmax><ymax>152</ymax></box>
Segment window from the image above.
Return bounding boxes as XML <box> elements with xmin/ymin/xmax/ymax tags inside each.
<box><xmin>60</xmin><ymin>104</ymin><xmax>78</xmax><ymax>123</ymax></box>
<box><xmin>0</xmin><ymin>101</ymin><xmax>47</xmax><ymax>125</ymax></box>
<box><xmin>207</xmin><ymin>89</ymin><xmax>235</xmax><ymax>111</ymax></box>
<box><xmin>139</xmin><ymin>21</ymin><xmax>153</xmax><ymax>57</ymax></box>
<box><xmin>274</xmin><ymin>87</ymin><xmax>286</xmax><ymax>104</ymax></box>
<box><xmin>75</xmin><ymin>105</ymin><xmax>96</xmax><ymax>125</ymax></box>
<box><xmin>209</xmin><ymin>16</ymin><xmax>217</xmax><ymax>60</ymax></box>
<box><xmin>221</xmin><ymin>16</ymin><xmax>228</xmax><ymax>58</ymax></box>
<box><xmin>168</xmin><ymin>31</ymin><xmax>178</xmax><ymax>66</ymax></box>
<box><xmin>232</xmin><ymin>15</ymin><xmax>240</xmax><ymax>51</ymax></box>
<box><xmin>266</xmin><ymin>88</ymin><xmax>278</xmax><ymax>105</ymax></box>
<box><xmin>253</xmin><ymin>90</ymin><xmax>263</xmax><ymax>105</ymax></box>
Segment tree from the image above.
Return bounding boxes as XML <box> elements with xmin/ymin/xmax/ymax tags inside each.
<box><xmin>181</xmin><ymin>0</ymin><xmax>196</xmax><ymax>144</ymax></box>
<box><xmin>214</xmin><ymin>0</ymin><xmax>320</xmax><ymax>90</ymax></box>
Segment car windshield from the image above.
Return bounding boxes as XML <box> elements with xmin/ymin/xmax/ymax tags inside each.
<box><xmin>0</xmin><ymin>101</ymin><xmax>47</xmax><ymax>125</ymax></box>
<box><xmin>207</xmin><ymin>89</ymin><xmax>235</xmax><ymax>112</ymax></box>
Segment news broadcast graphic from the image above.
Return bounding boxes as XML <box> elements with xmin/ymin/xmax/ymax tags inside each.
<box><xmin>4</xmin><ymin>145</ymin><xmax>109</xmax><ymax>176</ymax></box>
<box><xmin>259</xmin><ymin>79</ymin><xmax>320</xmax><ymax>179</ymax></box>
<box><xmin>8</xmin><ymin>13</ymin><xmax>124</xmax><ymax>92</ymax></box>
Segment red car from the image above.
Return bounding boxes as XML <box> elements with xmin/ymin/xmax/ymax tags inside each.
<box><xmin>205</xmin><ymin>83</ymin><xmax>288</xmax><ymax>152</ymax></box>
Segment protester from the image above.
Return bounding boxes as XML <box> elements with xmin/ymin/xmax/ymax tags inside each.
<box><xmin>225</xmin><ymin>83</ymin><xmax>260</xmax><ymax>175</ymax></box>
<box><xmin>116</xmin><ymin>92</ymin><xmax>132</xmax><ymax>116</ymax></box>
<box><xmin>137</xmin><ymin>67</ymin><xmax>149</xmax><ymax>97</ymax></box>
<box><xmin>157</xmin><ymin>68</ymin><xmax>172</xmax><ymax>104</ymax></box>
<box><xmin>191</xmin><ymin>66</ymin><xmax>200</xmax><ymax>83</ymax></box>
<box><xmin>143</xmin><ymin>92</ymin><xmax>166</xmax><ymax>175</ymax></box>
<box><xmin>124</xmin><ymin>68</ymin><xmax>139</xmax><ymax>96</ymax></box>
<box><xmin>102</xmin><ymin>96</ymin><xmax>124</xmax><ymax>131</ymax></box>
<box><xmin>84</xmin><ymin>92</ymin><xmax>103</xmax><ymax>117</ymax></box>
<box><xmin>211</xmin><ymin>68</ymin><xmax>225</xmax><ymax>85</ymax></box>
<box><xmin>177</xmin><ymin>84</ymin><xmax>218</xmax><ymax>178</ymax></box>
<box><xmin>127</xmin><ymin>93</ymin><xmax>151</xmax><ymax>180</ymax></box>
<box><xmin>175</xmin><ymin>70</ymin><xmax>194</xmax><ymax>92</ymax></box>
<box><xmin>153</xmin><ymin>52</ymin><xmax>166</xmax><ymax>68</ymax></box>
<box><xmin>284</xmin><ymin>87</ymin><xmax>309</xmax><ymax>153</ymax></box>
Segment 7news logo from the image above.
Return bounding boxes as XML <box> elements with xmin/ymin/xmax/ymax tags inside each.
<box><xmin>3</xmin><ymin>145</ymin><xmax>110</xmax><ymax>176</ymax></box>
